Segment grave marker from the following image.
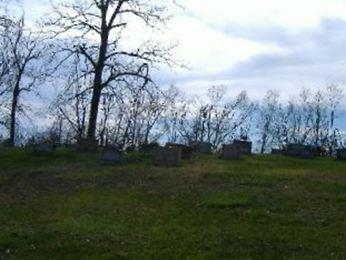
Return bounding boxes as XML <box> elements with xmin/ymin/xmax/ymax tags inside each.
<box><xmin>101</xmin><ymin>148</ymin><xmax>123</xmax><ymax>164</ymax></box>
<box><xmin>166</xmin><ymin>143</ymin><xmax>193</xmax><ymax>160</ymax></box>
<box><xmin>33</xmin><ymin>143</ymin><xmax>55</xmax><ymax>155</ymax></box>
<box><xmin>192</xmin><ymin>142</ymin><xmax>212</xmax><ymax>154</ymax></box>
<box><xmin>77</xmin><ymin>138</ymin><xmax>98</xmax><ymax>153</ymax></box>
<box><xmin>220</xmin><ymin>144</ymin><xmax>241</xmax><ymax>160</ymax></box>
<box><xmin>337</xmin><ymin>149</ymin><xmax>346</xmax><ymax>161</ymax></box>
<box><xmin>285</xmin><ymin>144</ymin><xmax>314</xmax><ymax>159</ymax></box>
<box><xmin>153</xmin><ymin>146</ymin><xmax>182</xmax><ymax>166</ymax></box>
<box><xmin>233</xmin><ymin>140</ymin><xmax>252</xmax><ymax>155</ymax></box>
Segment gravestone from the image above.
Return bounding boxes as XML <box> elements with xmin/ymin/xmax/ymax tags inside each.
<box><xmin>285</xmin><ymin>144</ymin><xmax>314</xmax><ymax>159</ymax></box>
<box><xmin>76</xmin><ymin>138</ymin><xmax>98</xmax><ymax>153</ymax></box>
<box><xmin>220</xmin><ymin>144</ymin><xmax>241</xmax><ymax>160</ymax></box>
<box><xmin>336</xmin><ymin>149</ymin><xmax>346</xmax><ymax>161</ymax></box>
<box><xmin>166</xmin><ymin>143</ymin><xmax>193</xmax><ymax>160</ymax></box>
<box><xmin>271</xmin><ymin>149</ymin><xmax>284</xmax><ymax>155</ymax></box>
<box><xmin>139</xmin><ymin>143</ymin><xmax>159</xmax><ymax>154</ymax></box>
<box><xmin>192</xmin><ymin>142</ymin><xmax>212</xmax><ymax>154</ymax></box>
<box><xmin>101</xmin><ymin>148</ymin><xmax>123</xmax><ymax>164</ymax></box>
<box><xmin>309</xmin><ymin>146</ymin><xmax>328</xmax><ymax>157</ymax></box>
<box><xmin>233</xmin><ymin>140</ymin><xmax>252</xmax><ymax>155</ymax></box>
<box><xmin>33</xmin><ymin>143</ymin><xmax>55</xmax><ymax>155</ymax></box>
<box><xmin>153</xmin><ymin>146</ymin><xmax>182</xmax><ymax>166</ymax></box>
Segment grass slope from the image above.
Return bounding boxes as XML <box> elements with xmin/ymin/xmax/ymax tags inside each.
<box><xmin>0</xmin><ymin>148</ymin><xmax>346</xmax><ymax>259</ymax></box>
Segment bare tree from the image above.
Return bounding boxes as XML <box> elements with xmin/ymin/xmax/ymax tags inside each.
<box><xmin>53</xmin><ymin>54</ymin><xmax>91</xmax><ymax>141</ymax></box>
<box><xmin>258</xmin><ymin>90</ymin><xmax>280</xmax><ymax>153</ymax></box>
<box><xmin>46</xmin><ymin>0</ymin><xmax>177</xmax><ymax>141</ymax></box>
<box><xmin>0</xmin><ymin>15</ymin><xmax>48</xmax><ymax>146</ymax></box>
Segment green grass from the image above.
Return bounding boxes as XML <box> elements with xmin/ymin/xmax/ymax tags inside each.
<box><xmin>0</xmin><ymin>148</ymin><xmax>346</xmax><ymax>259</ymax></box>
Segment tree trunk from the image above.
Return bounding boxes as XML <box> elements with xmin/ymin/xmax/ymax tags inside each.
<box><xmin>86</xmin><ymin>26</ymin><xmax>109</xmax><ymax>140</ymax></box>
<box><xmin>9</xmin><ymin>82</ymin><xmax>20</xmax><ymax>147</ymax></box>
<box><xmin>87</xmin><ymin>85</ymin><xmax>102</xmax><ymax>139</ymax></box>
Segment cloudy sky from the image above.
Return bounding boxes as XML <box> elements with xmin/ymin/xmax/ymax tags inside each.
<box><xmin>23</xmin><ymin>0</ymin><xmax>346</xmax><ymax>127</ymax></box>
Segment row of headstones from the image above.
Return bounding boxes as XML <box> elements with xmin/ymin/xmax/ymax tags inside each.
<box><xmin>271</xmin><ymin>144</ymin><xmax>346</xmax><ymax>161</ymax></box>
<box><xmin>33</xmin><ymin>138</ymin><xmax>346</xmax><ymax>163</ymax></box>
<box><xmin>31</xmin><ymin>139</ymin><xmax>253</xmax><ymax>166</ymax></box>
<box><xmin>153</xmin><ymin>141</ymin><xmax>253</xmax><ymax>167</ymax></box>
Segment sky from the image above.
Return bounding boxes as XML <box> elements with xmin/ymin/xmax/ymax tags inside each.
<box><xmin>21</xmin><ymin>0</ymin><xmax>346</xmax><ymax>129</ymax></box>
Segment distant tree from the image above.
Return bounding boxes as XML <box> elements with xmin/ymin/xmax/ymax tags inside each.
<box><xmin>0</xmin><ymin>15</ymin><xmax>48</xmax><ymax>146</ymax></box>
<box><xmin>258</xmin><ymin>90</ymin><xmax>280</xmax><ymax>153</ymax></box>
<box><xmin>325</xmin><ymin>84</ymin><xmax>344</xmax><ymax>153</ymax></box>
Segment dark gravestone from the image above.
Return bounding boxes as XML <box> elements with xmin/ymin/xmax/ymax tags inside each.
<box><xmin>77</xmin><ymin>138</ymin><xmax>98</xmax><ymax>153</ymax></box>
<box><xmin>233</xmin><ymin>140</ymin><xmax>252</xmax><ymax>155</ymax></box>
<box><xmin>192</xmin><ymin>142</ymin><xmax>212</xmax><ymax>154</ymax></box>
<box><xmin>166</xmin><ymin>143</ymin><xmax>193</xmax><ymax>160</ymax></box>
<box><xmin>139</xmin><ymin>143</ymin><xmax>159</xmax><ymax>154</ymax></box>
<box><xmin>271</xmin><ymin>149</ymin><xmax>284</xmax><ymax>155</ymax></box>
<box><xmin>153</xmin><ymin>147</ymin><xmax>182</xmax><ymax>166</ymax></box>
<box><xmin>220</xmin><ymin>144</ymin><xmax>241</xmax><ymax>160</ymax></box>
<box><xmin>285</xmin><ymin>144</ymin><xmax>314</xmax><ymax>159</ymax></box>
<box><xmin>336</xmin><ymin>149</ymin><xmax>346</xmax><ymax>161</ymax></box>
<box><xmin>33</xmin><ymin>143</ymin><xmax>54</xmax><ymax>155</ymax></box>
<box><xmin>309</xmin><ymin>146</ymin><xmax>328</xmax><ymax>157</ymax></box>
<box><xmin>101</xmin><ymin>148</ymin><xmax>123</xmax><ymax>164</ymax></box>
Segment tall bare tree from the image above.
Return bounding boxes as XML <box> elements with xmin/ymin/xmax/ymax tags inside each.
<box><xmin>46</xmin><ymin>0</ymin><xmax>176</xmax><ymax>141</ymax></box>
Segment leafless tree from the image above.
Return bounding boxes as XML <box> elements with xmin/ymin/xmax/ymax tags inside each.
<box><xmin>53</xmin><ymin>53</ymin><xmax>91</xmax><ymax>141</ymax></box>
<box><xmin>258</xmin><ymin>90</ymin><xmax>280</xmax><ymax>153</ymax></box>
<box><xmin>45</xmin><ymin>0</ymin><xmax>177</xmax><ymax>141</ymax></box>
<box><xmin>0</xmin><ymin>15</ymin><xmax>48</xmax><ymax>146</ymax></box>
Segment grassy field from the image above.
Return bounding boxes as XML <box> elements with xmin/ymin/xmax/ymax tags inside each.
<box><xmin>0</xmin><ymin>148</ymin><xmax>346</xmax><ymax>259</ymax></box>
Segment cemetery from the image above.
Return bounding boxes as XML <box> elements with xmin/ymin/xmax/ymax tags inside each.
<box><xmin>1</xmin><ymin>0</ymin><xmax>346</xmax><ymax>258</ymax></box>
<box><xmin>1</xmin><ymin>146</ymin><xmax>346</xmax><ymax>259</ymax></box>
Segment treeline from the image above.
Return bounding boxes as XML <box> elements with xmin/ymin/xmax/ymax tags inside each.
<box><xmin>0</xmin><ymin>1</ymin><xmax>344</xmax><ymax>153</ymax></box>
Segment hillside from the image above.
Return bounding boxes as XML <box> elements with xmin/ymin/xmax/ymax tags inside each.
<box><xmin>0</xmin><ymin>148</ymin><xmax>346</xmax><ymax>259</ymax></box>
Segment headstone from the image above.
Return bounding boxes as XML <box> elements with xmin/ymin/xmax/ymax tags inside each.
<box><xmin>336</xmin><ymin>149</ymin><xmax>346</xmax><ymax>161</ymax></box>
<box><xmin>153</xmin><ymin>146</ymin><xmax>182</xmax><ymax>166</ymax></box>
<box><xmin>192</xmin><ymin>142</ymin><xmax>212</xmax><ymax>154</ymax></box>
<box><xmin>233</xmin><ymin>140</ymin><xmax>252</xmax><ymax>155</ymax></box>
<box><xmin>271</xmin><ymin>149</ymin><xmax>284</xmax><ymax>155</ymax></box>
<box><xmin>309</xmin><ymin>146</ymin><xmax>328</xmax><ymax>157</ymax></box>
<box><xmin>166</xmin><ymin>143</ymin><xmax>193</xmax><ymax>160</ymax></box>
<box><xmin>33</xmin><ymin>143</ymin><xmax>55</xmax><ymax>155</ymax></box>
<box><xmin>101</xmin><ymin>148</ymin><xmax>123</xmax><ymax>164</ymax></box>
<box><xmin>284</xmin><ymin>144</ymin><xmax>314</xmax><ymax>159</ymax></box>
<box><xmin>76</xmin><ymin>138</ymin><xmax>98</xmax><ymax>153</ymax></box>
<box><xmin>139</xmin><ymin>143</ymin><xmax>159</xmax><ymax>153</ymax></box>
<box><xmin>220</xmin><ymin>144</ymin><xmax>241</xmax><ymax>160</ymax></box>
